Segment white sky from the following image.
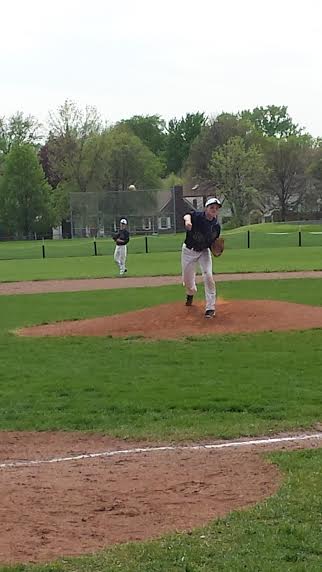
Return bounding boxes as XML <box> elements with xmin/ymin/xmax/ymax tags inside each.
<box><xmin>1</xmin><ymin>0</ymin><xmax>321</xmax><ymax>136</ymax></box>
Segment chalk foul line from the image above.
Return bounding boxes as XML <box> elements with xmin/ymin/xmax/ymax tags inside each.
<box><xmin>1</xmin><ymin>433</ymin><xmax>322</xmax><ymax>470</ymax></box>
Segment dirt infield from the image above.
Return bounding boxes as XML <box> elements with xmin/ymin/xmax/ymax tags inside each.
<box><xmin>1</xmin><ymin>270</ymin><xmax>322</xmax><ymax>295</ymax></box>
<box><xmin>1</xmin><ymin>431</ymin><xmax>322</xmax><ymax>565</ymax></box>
<box><xmin>18</xmin><ymin>298</ymin><xmax>322</xmax><ymax>339</ymax></box>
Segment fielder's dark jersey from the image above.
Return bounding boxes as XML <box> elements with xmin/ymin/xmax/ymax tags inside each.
<box><xmin>184</xmin><ymin>211</ymin><xmax>221</xmax><ymax>251</ymax></box>
<box><xmin>114</xmin><ymin>229</ymin><xmax>130</xmax><ymax>245</ymax></box>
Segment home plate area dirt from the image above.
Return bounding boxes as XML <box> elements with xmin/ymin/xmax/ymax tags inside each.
<box><xmin>1</xmin><ymin>431</ymin><xmax>322</xmax><ymax>565</ymax></box>
<box><xmin>18</xmin><ymin>298</ymin><xmax>322</xmax><ymax>339</ymax></box>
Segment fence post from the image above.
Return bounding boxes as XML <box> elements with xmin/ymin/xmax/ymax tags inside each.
<box><xmin>247</xmin><ymin>230</ymin><xmax>250</xmax><ymax>249</ymax></box>
<box><xmin>145</xmin><ymin>235</ymin><xmax>149</xmax><ymax>253</ymax></box>
<box><xmin>93</xmin><ymin>237</ymin><xmax>97</xmax><ymax>256</ymax></box>
<box><xmin>298</xmin><ymin>230</ymin><xmax>302</xmax><ymax>247</ymax></box>
<box><xmin>42</xmin><ymin>238</ymin><xmax>46</xmax><ymax>259</ymax></box>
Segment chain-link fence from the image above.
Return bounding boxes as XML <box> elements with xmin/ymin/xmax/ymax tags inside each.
<box><xmin>1</xmin><ymin>185</ymin><xmax>322</xmax><ymax>260</ymax></box>
<box><xmin>1</xmin><ymin>229</ymin><xmax>322</xmax><ymax>261</ymax></box>
<box><xmin>67</xmin><ymin>188</ymin><xmax>192</xmax><ymax>238</ymax></box>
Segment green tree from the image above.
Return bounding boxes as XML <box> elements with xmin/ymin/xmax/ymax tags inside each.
<box><xmin>0</xmin><ymin>112</ymin><xmax>42</xmax><ymax>157</ymax></box>
<box><xmin>240</xmin><ymin>105</ymin><xmax>301</xmax><ymax>138</ymax></box>
<box><xmin>184</xmin><ymin>113</ymin><xmax>256</xmax><ymax>192</ymax></box>
<box><xmin>45</xmin><ymin>100</ymin><xmax>105</xmax><ymax>219</ymax></box>
<box><xmin>47</xmin><ymin>100</ymin><xmax>103</xmax><ymax>192</ymax></box>
<box><xmin>102</xmin><ymin>125</ymin><xmax>163</xmax><ymax>191</ymax></box>
<box><xmin>119</xmin><ymin>115</ymin><xmax>167</xmax><ymax>159</ymax></box>
<box><xmin>165</xmin><ymin>112</ymin><xmax>206</xmax><ymax>174</ymax></box>
<box><xmin>0</xmin><ymin>144</ymin><xmax>54</xmax><ymax>237</ymax></box>
<box><xmin>264</xmin><ymin>135</ymin><xmax>313</xmax><ymax>220</ymax></box>
<box><xmin>210</xmin><ymin>137</ymin><xmax>267</xmax><ymax>226</ymax></box>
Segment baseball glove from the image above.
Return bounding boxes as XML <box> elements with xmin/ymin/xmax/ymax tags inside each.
<box><xmin>115</xmin><ymin>238</ymin><xmax>124</xmax><ymax>245</ymax></box>
<box><xmin>210</xmin><ymin>237</ymin><xmax>225</xmax><ymax>257</ymax></box>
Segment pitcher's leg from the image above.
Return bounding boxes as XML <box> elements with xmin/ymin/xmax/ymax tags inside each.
<box><xmin>199</xmin><ymin>249</ymin><xmax>216</xmax><ymax>312</ymax></box>
<box><xmin>181</xmin><ymin>244</ymin><xmax>198</xmax><ymax>296</ymax></box>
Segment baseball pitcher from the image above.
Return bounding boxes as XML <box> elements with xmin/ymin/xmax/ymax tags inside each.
<box><xmin>181</xmin><ymin>197</ymin><xmax>223</xmax><ymax>318</ymax></box>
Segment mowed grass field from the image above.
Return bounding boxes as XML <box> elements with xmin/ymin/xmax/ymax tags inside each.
<box><xmin>1</xmin><ymin>222</ymin><xmax>322</xmax><ymax>282</ymax></box>
<box><xmin>0</xmin><ymin>221</ymin><xmax>322</xmax><ymax>262</ymax></box>
<box><xmin>1</xmin><ymin>278</ymin><xmax>322</xmax><ymax>570</ymax></box>
<box><xmin>1</xmin><ymin>246</ymin><xmax>322</xmax><ymax>282</ymax></box>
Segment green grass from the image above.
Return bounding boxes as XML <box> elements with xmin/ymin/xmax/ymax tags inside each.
<box><xmin>1</xmin><ymin>279</ymin><xmax>322</xmax><ymax>570</ymax></box>
<box><xmin>1</xmin><ymin>246</ymin><xmax>322</xmax><ymax>282</ymax></box>
<box><xmin>1</xmin><ymin>279</ymin><xmax>322</xmax><ymax>438</ymax></box>
<box><xmin>2</xmin><ymin>448</ymin><xmax>322</xmax><ymax>571</ymax></box>
<box><xmin>1</xmin><ymin>222</ymin><xmax>322</xmax><ymax>262</ymax></box>
<box><xmin>226</xmin><ymin>222</ymin><xmax>322</xmax><ymax>234</ymax></box>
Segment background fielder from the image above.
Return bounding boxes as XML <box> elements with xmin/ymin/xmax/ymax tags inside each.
<box><xmin>182</xmin><ymin>197</ymin><xmax>222</xmax><ymax>318</ymax></box>
<box><xmin>113</xmin><ymin>218</ymin><xmax>130</xmax><ymax>275</ymax></box>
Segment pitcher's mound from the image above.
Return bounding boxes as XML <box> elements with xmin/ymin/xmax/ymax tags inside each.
<box><xmin>18</xmin><ymin>299</ymin><xmax>322</xmax><ymax>340</ymax></box>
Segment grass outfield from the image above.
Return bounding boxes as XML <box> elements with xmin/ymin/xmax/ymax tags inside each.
<box><xmin>1</xmin><ymin>246</ymin><xmax>322</xmax><ymax>282</ymax></box>
<box><xmin>1</xmin><ymin>223</ymin><xmax>322</xmax><ymax>261</ymax></box>
<box><xmin>1</xmin><ymin>278</ymin><xmax>322</xmax><ymax>570</ymax></box>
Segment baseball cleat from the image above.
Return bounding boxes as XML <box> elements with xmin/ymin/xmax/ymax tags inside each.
<box><xmin>185</xmin><ymin>294</ymin><xmax>194</xmax><ymax>306</ymax></box>
<box><xmin>205</xmin><ymin>309</ymin><xmax>215</xmax><ymax>318</ymax></box>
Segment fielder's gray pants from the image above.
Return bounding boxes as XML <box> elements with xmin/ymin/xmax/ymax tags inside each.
<box><xmin>114</xmin><ymin>245</ymin><xmax>127</xmax><ymax>273</ymax></box>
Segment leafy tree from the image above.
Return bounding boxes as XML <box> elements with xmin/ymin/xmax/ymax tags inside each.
<box><xmin>210</xmin><ymin>137</ymin><xmax>267</xmax><ymax>226</ymax></box>
<box><xmin>48</xmin><ymin>99</ymin><xmax>102</xmax><ymax>140</ymax></box>
<box><xmin>0</xmin><ymin>112</ymin><xmax>42</xmax><ymax>157</ymax></box>
<box><xmin>264</xmin><ymin>135</ymin><xmax>313</xmax><ymax>220</ymax></box>
<box><xmin>102</xmin><ymin>125</ymin><xmax>163</xmax><ymax>191</ymax></box>
<box><xmin>39</xmin><ymin>142</ymin><xmax>61</xmax><ymax>189</ymax></box>
<box><xmin>45</xmin><ymin>101</ymin><xmax>105</xmax><ymax>219</ymax></box>
<box><xmin>0</xmin><ymin>144</ymin><xmax>54</xmax><ymax>237</ymax></box>
<box><xmin>119</xmin><ymin>115</ymin><xmax>167</xmax><ymax>158</ymax></box>
<box><xmin>240</xmin><ymin>105</ymin><xmax>301</xmax><ymax>138</ymax></box>
<box><xmin>184</xmin><ymin>113</ymin><xmax>256</xmax><ymax>191</ymax></box>
<box><xmin>47</xmin><ymin>100</ymin><xmax>103</xmax><ymax>190</ymax></box>
<box><xmin>161</xmin><ymin>172</ymin><xmax>183</xmax><ymax>191</ymax></box>
<box><xmin>165</xmin><ymin>112</ymin><xmax>206</xmax><ymax>174</ymax></box>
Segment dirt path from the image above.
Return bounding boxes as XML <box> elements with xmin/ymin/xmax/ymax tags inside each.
<box><xmin>1</xmin><ymin>270</ymin><xmax>322</xmax><ymax>296</ymax></box>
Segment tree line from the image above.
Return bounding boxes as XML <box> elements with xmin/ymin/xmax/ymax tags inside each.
<box><xmin>0</xmin><ymin>101</ymin><xmax>322</xmax><ymax>237</ymax></box>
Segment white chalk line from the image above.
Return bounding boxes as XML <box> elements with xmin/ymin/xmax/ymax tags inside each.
<box><xmin>1</xmin><ymin>433</ymin><xmax>322</xmax><ymax>470</ymax></box>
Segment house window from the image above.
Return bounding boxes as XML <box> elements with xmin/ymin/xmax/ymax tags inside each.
<box><xmin>158</xmin><ymin>216</ymin><xmax>171</xmax><ymax>230</ymax></box>
<box><xmin>193</xmin><ymin>199</ymin><xmax>198</xmax><ymax>209</ymax></box>
<box><xmin>142</xmin><ymin>217</ymin><xmax>152</xmax><ymax>230</ymax></box>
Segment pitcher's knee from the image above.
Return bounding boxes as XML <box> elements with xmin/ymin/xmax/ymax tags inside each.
<box><xmin>203</xmin><ymin>272</ymin><xmax>214</xmax><ymax>285</ymax></box>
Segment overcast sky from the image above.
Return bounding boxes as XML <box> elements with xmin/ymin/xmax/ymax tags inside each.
<box><xmin>1</xmin><ymin>0</ymin><xmax>321</xmax><ymax>136</ymax></box>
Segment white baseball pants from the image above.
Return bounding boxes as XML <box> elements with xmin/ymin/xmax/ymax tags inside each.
<box><xmin>181</xmin><ymin>243</ymin><xmax>216</xmax><ymax>311</ymax></box>
<box><xmin>114</xmin><ymin>245</ymin><xmax>127</xmax><ymax>273</ymax></box>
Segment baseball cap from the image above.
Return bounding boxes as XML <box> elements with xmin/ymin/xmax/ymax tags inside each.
<box><xmin>205</xmin><ymin>197</ymin><xmax>222</xmax><ymax>208</ymax></box>
<box><xmin>120</xmin><ymin>218</ymin><xmax>128</xmax><ymax>224</ymax></box>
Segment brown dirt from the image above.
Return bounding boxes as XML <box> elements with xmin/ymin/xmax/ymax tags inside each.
<box><xmin>1</xmin><ymin>270</ymin><xmax>322</xmax><ymax>295</ymax></box>
<box><xmin>1</xmin><ymin>431</ymin><xmax>321</xmax><ymax>565</ymax></box>
<box><xmin>18</xmin><ymin>298</ymin><xmax>322</xmax><ymax>339</ymax></box>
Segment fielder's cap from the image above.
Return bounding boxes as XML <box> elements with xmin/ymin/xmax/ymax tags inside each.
<box><xmin>120</xmin><ymin>218</ymin><xmax>128</xmax><ymax>224</ymax></box>
<box><xmin>205</xmin><ymin>197</ymin><xmax>222</xmax><ymax>208</ymax></box>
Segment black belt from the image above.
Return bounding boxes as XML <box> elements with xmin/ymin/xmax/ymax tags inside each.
<box><xmin>185</xmin><ymin>244</ymin><xmax>205</xmax><ymax>252</ymax></box>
